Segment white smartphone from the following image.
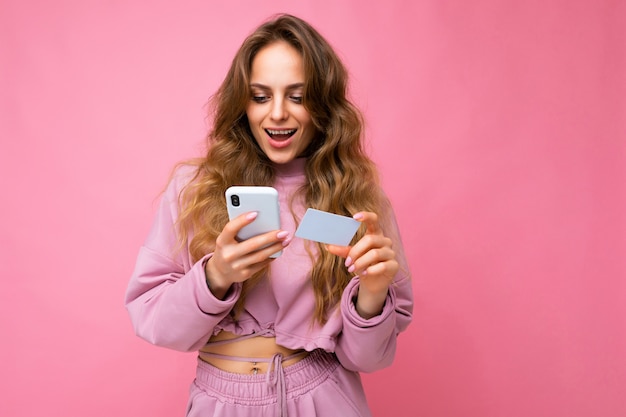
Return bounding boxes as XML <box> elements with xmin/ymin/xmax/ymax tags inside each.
<box><xmin>225</xmin><ymin>186</ymin><xmax>282</xmax><ymax>258</ymax></box>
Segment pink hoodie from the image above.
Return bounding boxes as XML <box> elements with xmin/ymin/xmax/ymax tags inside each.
<box><xmin>125</xmin><ymin>158</ymin><xmax>413</xmax><ymax>373</ymax></box>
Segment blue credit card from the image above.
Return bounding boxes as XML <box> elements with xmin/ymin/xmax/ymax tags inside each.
<box><xmin>295</xmin><ymin>208</ymin><xmax>361</xmax><ymax>246</ymax></box>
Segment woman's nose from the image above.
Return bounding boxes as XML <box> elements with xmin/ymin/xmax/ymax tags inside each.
<box><xmin>270</xmin><ymin>98</ymin><xmax>288</xmax><ymax>121</ymax></box>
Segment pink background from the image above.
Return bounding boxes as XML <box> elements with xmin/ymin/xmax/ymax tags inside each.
<box><xmin>1</xmin><ymin>1</ymin><xmax>625</xmax><ymax>416</ymax></box>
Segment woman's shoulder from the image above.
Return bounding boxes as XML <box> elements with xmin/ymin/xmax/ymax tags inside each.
<box><xmin>169</xmin><ymin>160</ymin><xmax>202</xmax><ymax>186</ymax></box>
<box><xmin>158</xmin><ymin>160</ymin><xmax>203</xmax><ymax>203</ymax></box>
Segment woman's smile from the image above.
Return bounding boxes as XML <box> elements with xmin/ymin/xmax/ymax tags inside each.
<box><xmin>265</xmin><ymin>128</ymin><xmax>297</xmax><ymax>148</ymax></box>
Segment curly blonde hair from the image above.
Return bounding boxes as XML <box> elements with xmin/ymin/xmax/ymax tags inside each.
<box><xmin>176</xmin><ymin>14</ymin><xmax>386</xmax><ymax>324</ymax></box>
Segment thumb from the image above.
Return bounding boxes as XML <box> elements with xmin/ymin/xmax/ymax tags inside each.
<box><xmin>325</xmin><ymin>244</ymin><xmax>351</xmax><ymax>258</ymax></box>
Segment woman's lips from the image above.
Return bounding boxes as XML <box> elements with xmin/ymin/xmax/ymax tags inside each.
<box><xmin>265</xmin><ymin>128</ymin><xmax>296</xmax><ymax>149</ymax></box>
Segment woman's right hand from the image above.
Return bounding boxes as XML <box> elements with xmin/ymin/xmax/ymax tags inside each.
<box><xmin>204</xmin><ymin>211</ymin><xmax>291</xmax><ymax>299</ymax></box>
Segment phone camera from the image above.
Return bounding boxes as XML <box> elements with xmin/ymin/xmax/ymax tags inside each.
<box><xmin>231</xmin><ymin>195</ymin><xmax>240</xmax><ymax>207</ymax></box>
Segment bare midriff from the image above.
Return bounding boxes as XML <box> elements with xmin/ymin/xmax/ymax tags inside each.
<box><xmin>198</xmin><ymin>331</ymin><xmax>309</xmax><ymax>374</ymax></box>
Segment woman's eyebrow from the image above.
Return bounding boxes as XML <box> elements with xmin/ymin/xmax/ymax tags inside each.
<box><xmin>250</xmin><ymin>82</ymin><xmax>304</xmax><ymax>90</ymax></box>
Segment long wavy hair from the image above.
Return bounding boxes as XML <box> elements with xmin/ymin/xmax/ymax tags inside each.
<box><xmin>176</xmin><ymin>14</ymin><xmax>385</xmax><ymax>324</ymax></box>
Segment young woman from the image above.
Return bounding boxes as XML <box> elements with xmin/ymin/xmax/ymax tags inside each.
<box><xmin>125</xmin><ymin>14</ymin><xmax>413</xmax><ymax>417</ymax></box>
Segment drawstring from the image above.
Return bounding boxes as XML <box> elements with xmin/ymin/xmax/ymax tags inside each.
<box><xmin>266</xmin><ymin>353</ymin><xmax>287</xmax><ymax>417</ymax></box>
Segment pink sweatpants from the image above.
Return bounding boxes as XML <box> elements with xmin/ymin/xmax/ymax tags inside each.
<box><xmin>185</xmin><ymin>349</ymin><xmax>372</xmax><ymax>417</ymax></box>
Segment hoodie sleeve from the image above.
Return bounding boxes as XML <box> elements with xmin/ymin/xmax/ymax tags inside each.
<box><xmin>334</xmin><ymin>205</ymin><xmax>414</xmax><ymax>373</ymax></box>
<box><xmin>124</xmin><ymin>167</ymin><xmax>241</xmax><ymax>352</ymax></box>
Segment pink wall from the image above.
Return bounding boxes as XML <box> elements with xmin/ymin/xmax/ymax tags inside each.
<box><xmin>1</xmin><ymin>1</ymin><xmax>624</xmax><ymax>416</ymax></box>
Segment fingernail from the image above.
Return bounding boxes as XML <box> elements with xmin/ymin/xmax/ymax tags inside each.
<box><xmin>282</xmin><ymin>237</ymin><xmax>292</xmax><ymax>247</ymax></box>
<box><xmin>246</xmin><ymin>212</ymin><xmax>258</xmax><ymax>220</ymax></box>
<box><xmin>348</xmin><ymin>265</ymin><xmax>356</xmax><ymax>273</ymax></box>
<box><xmin>276</xmin><ymin>231</ymin><xmax>289</xmax><ymax>239</ymax></box>
<box><xmin>353</xmin><ymin>213</ymin><xmax>364</xmax><ymax>220</ymax></box>
<box><xmin>345</xmin><ymin>257</ymin><xmax>352</xmax><ymax>267</ymax></box>
<box><xmin>360</xmin><ymin>270</ymin><xmax>368</xmax><ymax>276</ymax></box>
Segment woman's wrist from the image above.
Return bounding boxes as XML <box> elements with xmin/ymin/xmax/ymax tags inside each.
<box><xmin>204</xmin><ymin>258</ymin><xmax>232</xmax><ymax>300</ymax></box>
<box><xmin>355</xmin><ymin>286</ymin><xmax>388</xmax><ymax>319</ymax></box>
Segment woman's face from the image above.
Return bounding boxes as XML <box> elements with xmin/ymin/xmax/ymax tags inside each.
<box><xmin>246</xmin><ymin>41</ymin><xmax>316</xmax><ymax>165</ymax></box>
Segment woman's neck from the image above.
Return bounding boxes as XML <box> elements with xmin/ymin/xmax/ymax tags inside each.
<box><xmin>272</xmin><ymin>157</ymin><xmax>306</xmax><ymax>178</ymax></box>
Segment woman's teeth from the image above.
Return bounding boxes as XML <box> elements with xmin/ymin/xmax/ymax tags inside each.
<box><xmin>266</xmin><ymin>129</ymin><xmax>296</xmax><ymax>140</ymax></box>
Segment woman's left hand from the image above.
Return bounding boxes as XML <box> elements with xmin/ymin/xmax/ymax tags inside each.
<box><xmin>326</xmin><ymin>211</ymin><xmax>398</xmax><ymax>318</ymax></box>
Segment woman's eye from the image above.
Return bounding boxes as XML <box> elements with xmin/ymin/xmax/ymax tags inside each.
<box><xmin>290</xmin><ymin>96</ymin><xmax>303</xmax><ymax>104</ymax></box>
<box><xmin>252</xmin><ymin>95</ymin><xmax>269</xmax><ymax>103</ymax></box>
